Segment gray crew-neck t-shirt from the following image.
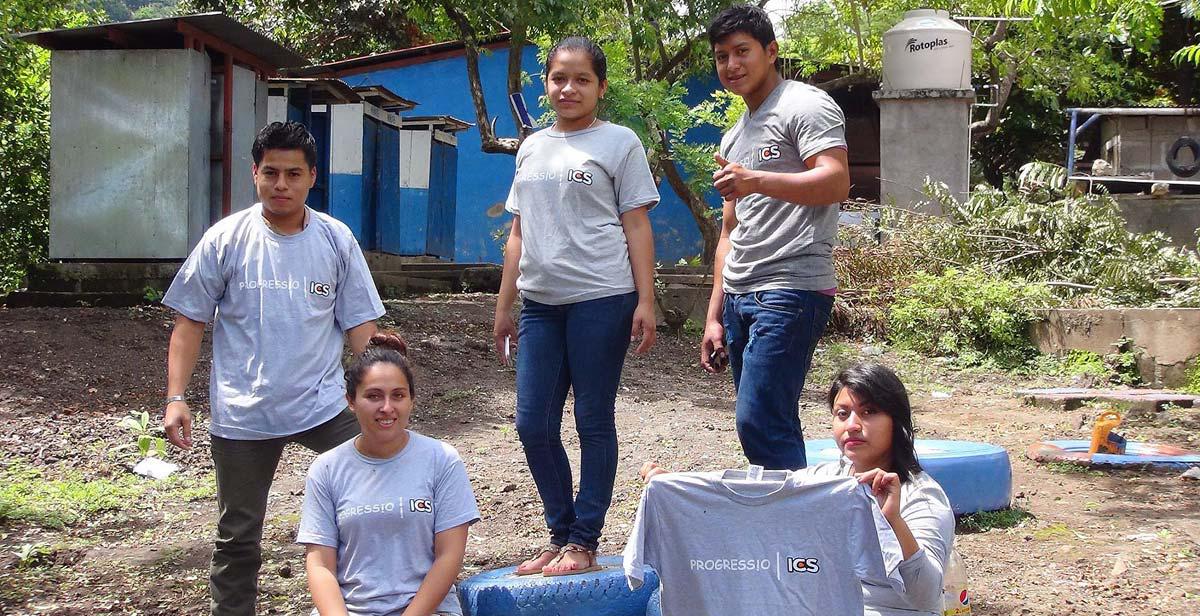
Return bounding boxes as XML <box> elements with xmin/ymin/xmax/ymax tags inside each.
<box><xmin>719</xmin><ymin>80</ymin><xmax>847</xmax><ymax>294</ymax></box>
<box><xmin>162</xmin><ymin>205</ymin><xmax>385</xmax><ymax>440</ymax></box>
<box><xmin>505</xmin><ymin>122</ymin><xmax>660</xmax><ymax>305</ymax></box>
<box><xmin>623</xmin><ymin>469</ymin><xmax>904</xmax><ymax>616</ymax></box>
<box><xmin>297</xmin><ymin>431</ymin><xmax>481</xmax><ymax>615</ymax></box>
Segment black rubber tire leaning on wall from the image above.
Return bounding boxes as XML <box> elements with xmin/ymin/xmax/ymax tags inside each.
<box><xmin>458</xmin><ymin>555</ymin><xmax>659</xmax><ymax>616</ymax></box>
<box><xmin>1167</xmin><ymin>136</ymin><xmax>1200</xmax><ymax>178</ymax></box>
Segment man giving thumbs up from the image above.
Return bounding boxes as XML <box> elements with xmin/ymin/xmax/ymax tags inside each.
<box><xmin>700</xmin><ymin>4</ymin><xmax>851</xmax><ymax>471</ymax></box>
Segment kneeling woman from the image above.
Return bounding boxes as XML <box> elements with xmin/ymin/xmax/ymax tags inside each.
<box><xmin>299</xmin><ymin>333</ymin><xmax>480</xmax><ymax>616</ymax></box>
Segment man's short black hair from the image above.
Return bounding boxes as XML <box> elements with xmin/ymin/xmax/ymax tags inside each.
<box><xmin>252</xmin><ymin>121</ymin><xmax>318</xmax><ymax>169</ymax></box>
<box><xmin>707</xmin><ymin>3</ymin><xmax>776</xmax><ymax>49</ymax></box>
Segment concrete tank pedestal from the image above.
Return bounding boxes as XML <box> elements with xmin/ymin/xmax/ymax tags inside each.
<box><xmin>874</xmin><ymin>88</ymin><xmax>974</xmax><ymax>215</ymax></box>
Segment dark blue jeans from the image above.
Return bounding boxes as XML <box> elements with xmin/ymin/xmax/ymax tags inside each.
<box><xmin>515</xmin><ymin>291</ymin><xmax>637</xmax><ymax>551</ymax></box>
<box><xmin>723</xmin><ymin>289</ymin><xmax>834</xmax><ymax>471</ymax></box>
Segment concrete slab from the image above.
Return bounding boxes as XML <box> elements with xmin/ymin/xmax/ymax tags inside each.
<box><xmin>1016</xmin><ymin>387</ymin><xmax>1200</xmax><ymax>413</ymax></box>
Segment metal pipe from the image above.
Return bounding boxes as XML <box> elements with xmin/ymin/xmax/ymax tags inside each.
<box><xmin>1067</xmin><ymin>107</ymin><xmax>1200</xmax><ymax>116</ymax></box>
<box><xmin>1074</xmin><ymin>112</ymin><xmax>1102</xmax><ymax>137</ymax></box>
<box><xmin>223</xmin><ymin>54</ymin><xmax>233</xmax><ymax>217</ymax></box>
<box><xmin>1066</xmin><ymin>109</ymin><xmax>1078</xmax><ymax>176</ymax></box>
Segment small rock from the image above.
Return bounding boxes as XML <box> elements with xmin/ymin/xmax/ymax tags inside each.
<box><xmin>862</xmin><ymin>345</ymin><xmax>884</xmax><ymax>357</ymax></box>
<box><xmin>501</xmin><ymin>483</ymin><xmax>517</xmax><ymax>493</ymax></box>
<box><xmin>1180</xmin><ymin>467</ymin><xmax>1200</xmax><ymax>481</ymax></box>
<box><xmin>279</xmin><ymin>564</ymin><xmax>292</xmax><ymax>578</ymax></box>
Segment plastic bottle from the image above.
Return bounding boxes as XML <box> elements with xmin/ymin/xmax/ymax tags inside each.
<box><xmin>942</xmin><ymin>549</ymin><xmax>971</xmax><ymax>616</ymax></box>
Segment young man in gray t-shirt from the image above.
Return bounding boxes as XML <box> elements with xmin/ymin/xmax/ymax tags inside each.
<box><xmin>699</xmin><ymin>4</ymin><xmax>851</xmax><ymax>470</ymax></box>
<box><xmin>161</xmin><ymin>121</ymin><xmax>385</xmax><ymax>615</ymax></box>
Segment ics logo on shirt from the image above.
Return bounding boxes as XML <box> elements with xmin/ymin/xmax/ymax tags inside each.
<box><xmin>410</xmin><ymin>498</ymin><xmax>433</xmax><ymax>514</ymax></box>
<box><xmin>785</xmin><ymin>557</ymin><xmax>821</xmax><ymax>574</ymax></box>
<box><xmin>308</xmin><ymin>281</ymin><xmax>331</xmax><ymax>297</ymax></box>
<box><xmin>757</xmin><ymin>145</ymin><xmax>782</xmax><ymax>162</ymax></box>
<box><xmin>567</xmin><ymin>169</ymin><xmax>594</xmax><ymax>185</ymax></box>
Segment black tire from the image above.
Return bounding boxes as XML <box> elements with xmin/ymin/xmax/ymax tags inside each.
<box><xmin>1167</xmin><ymin>136</ymin><xmax>1200</xmax><ymax>178</ymax></box>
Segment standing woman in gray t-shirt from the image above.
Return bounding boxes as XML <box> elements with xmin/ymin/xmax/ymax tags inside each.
<box><xmin>493</xmin><ymin>36</ymin><xmax>661</xmax><ymax>576</ymax></box>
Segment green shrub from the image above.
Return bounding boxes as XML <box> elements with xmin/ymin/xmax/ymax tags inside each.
<box><xmin>899</xmin><ymin>178</ymin><xmax>1200</xmax><ymax>308</ymax></box>
<box><xmin>887</xmin><ymin>268</ymin><xmax>1054</xmax><ymax>368</ymax></box>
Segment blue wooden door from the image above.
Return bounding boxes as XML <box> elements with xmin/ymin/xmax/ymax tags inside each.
<box><xmin>360</xmin><ymin>117</ymin><xmax>380</xmax><ymax>250</ymax></box>
<box><xmin>375</xmin><ymin>124</ymin><xmax>402</xmax><ymax>254</ymax></box>
<box><xmin>426</xmin><ymin>139</ymin><xmax>457</xmax><ymax>258</ymax></box>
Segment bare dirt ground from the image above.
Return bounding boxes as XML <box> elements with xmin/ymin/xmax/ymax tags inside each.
<box><xmin>0</xmin><ymin>296</ymin><xmax>1197</xmax><ymax>615</ymax></box>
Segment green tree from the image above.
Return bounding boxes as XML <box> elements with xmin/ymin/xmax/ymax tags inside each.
<box><xmin>0</xmin><ymin>1</ymin><xmax>100</xmax><ymax>294</ymax></box>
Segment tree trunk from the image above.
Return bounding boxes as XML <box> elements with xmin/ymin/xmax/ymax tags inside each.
<box><xmin>655</xmin><ymin>140</ymin><xmax>720</xmax><ymax>264</ymax></box>
<box><xmin>439</xmin><ymin>0</ymin><xmax>519</xmax><ymax>155</ymax></box>
<box><xmin>507</xmin><ymin>22</ymin><xmax>533</xmax><ymax>142</ymax></box>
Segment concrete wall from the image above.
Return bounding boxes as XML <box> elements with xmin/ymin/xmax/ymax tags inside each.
<box><xmin>1115</xmin><ymin>194</ymin><xmax>1200</xmax><ymax>248</ymax></box>
<box><xmin>1030</xmin><ymin>308</ymin><xmax>1200</xmax><ymax>387</ymax></box>
<box><xmin>875</xmin><ymin>88</ymin><xmax>973</xmax><ymax>214</ymax></box>
<box><xmin>49</xmin><ymin>49</ymin><xmax>211</xmax><ymax>259</ymax></box>
<box><xmin>1102</xmin><ymin>114</ymin><xmax>1200</xmax><ymax>180</ymax></box>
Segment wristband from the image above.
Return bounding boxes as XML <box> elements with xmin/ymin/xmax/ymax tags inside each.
<box><xmin>165</xmin><ymin>395</ymin><xmax>187</xmax><ymax>405</ymax></box>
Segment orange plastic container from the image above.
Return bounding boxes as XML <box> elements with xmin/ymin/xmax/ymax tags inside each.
<box><xmin>1088</xmin><ymin>411</ymin><xmax>1124</xmax><ymax>455</ymax></box>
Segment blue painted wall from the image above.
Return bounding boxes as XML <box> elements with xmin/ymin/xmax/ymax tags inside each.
<box><xmin>343</xmin><ymin>45</ymin><xmax>721</xmax><ymax>264</ymax></box>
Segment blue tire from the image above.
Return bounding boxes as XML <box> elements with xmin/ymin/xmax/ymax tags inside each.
<box><xmin>458</xmin><ymin>556</ymin><xmax>659</xmax><ymax>616</ymax></box>
<box><xmin>806</xmin><ymin>439</ymin><xmax>1012</xmax><ymax>514</ymax></box>
<box><xmin>645</xmin><ymin>586</ymin><xmax>662</xmax><ymax>616</ymax></box>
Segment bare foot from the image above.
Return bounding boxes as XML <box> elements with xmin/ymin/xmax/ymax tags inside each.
<box><xmin>542</xmin><ymin>546</ymin><xmax>595</xmax><ymax>575</ymax></box>
<box><xmin>515</xmin><ymin>547</ymin><xmax>559</xmax><ymax>575</ymax></box>
<box><xmin>640</xmin><ymin>461</ymin><xmax>670</xmax><ymax>482</ymax></box>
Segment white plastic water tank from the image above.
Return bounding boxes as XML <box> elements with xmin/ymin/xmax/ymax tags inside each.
<box><xmin>881</xmin><ymin>9</ymin><xmax>972</xmax><ymax>91</ymax></box>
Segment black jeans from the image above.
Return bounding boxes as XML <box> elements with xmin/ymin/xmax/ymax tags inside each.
<box><xmin>208</xmin><ymin>409</ymin><xmax>359</xmax><ymax>616</ymax></box>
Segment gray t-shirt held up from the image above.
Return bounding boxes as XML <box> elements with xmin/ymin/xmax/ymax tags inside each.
<box><xmin>505</xmin><ymin>122</ymin><xmax>660</xmax><ymax>305</ymax></box>
<box><xmin>163</xmin><ymin>205</ymin><xmax>385</xmax><ymax>440</ymax></box>
<box><xmin>719</xmin><ymin>80</ymin><xmax>848</xmax><ymax>294</ymax></box>
<box><xmin>623</xmin><ymin>469</ymin><xmax>905</xmax><ymax>616</ymax></box>
<box><xmin>297</xmin><ymin>432</ymin><xmax>481</xmax><ymax>615</ymax></box>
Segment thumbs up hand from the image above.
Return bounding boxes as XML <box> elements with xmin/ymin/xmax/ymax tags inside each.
<box><xmin>712</xmin><ymin>152</ymin><xmax>758</xmax><ymax>200</ymax></box>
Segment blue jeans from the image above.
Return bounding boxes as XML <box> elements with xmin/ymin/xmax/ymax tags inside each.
<box><xmin>515</xmin><ymin>291</ymin><xmax>637</xmax><ymax>551</ymax></box>
<box><xmin>723</xmin><ymin>289</ymin><xmax>834</xmax><ymax>471</ymax></box>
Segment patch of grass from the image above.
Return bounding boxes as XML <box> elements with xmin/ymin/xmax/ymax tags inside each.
<box><xmin>956</xmin><ymin>507</ymin><xmax>1034</xmax><ymax>533</ymax></box>
<box><xmin>1043</xmin><ymin>461</ymin><xmax>1102</xmax><ymax>475</ymax></box>
<box><xmin>441</xmin><ymin>387</ymin><xmax>481</xmax><ymax>403</ymax></box>
<box><xmin>682</xmin><ymin>318</ymin><xmax>704</xmax><ymax>338</ymax></box>
<box><xmin>1032</xmin><ymin>522</ymin><xmax>1074</xmax><ymax>540</ymax></box>
<box><xmin>163</xmin><ymin>474</ymin><xmax>217</xmax><ymax>502</ymax></box>
<box><xmin>0</xmin><ymin>462</ymin><xmax>145</xmax><ymax>529</ymax></box>
<box><xmin>1182</xmin><ymin>361</ymin><xmax>1200</xmax><ymax>395</ymax></box>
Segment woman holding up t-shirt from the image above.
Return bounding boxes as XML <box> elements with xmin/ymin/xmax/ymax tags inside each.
<box><xmin>493</xmin><ymin>36</ymin><xmax>660</xmax><ymax>577</ymax></box>
<box><xmin>298</xmin><ymin>333</ymin><xmax>479</xmax><ymax>615</ymax></box>
<box><xmin>643</xmin><ymin>363</ymin><xmax>955</xmax><ymax>616</ymax></box>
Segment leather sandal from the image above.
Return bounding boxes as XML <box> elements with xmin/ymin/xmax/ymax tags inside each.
<box><xmin>515</xmin><ymin>544</ymin><xmax>561</xmax><ymax>576</ymax></box>
<box><xmin>542</xmin><ymin>543</ymin><xmax>602</xmax><ymax>577</ymax></box>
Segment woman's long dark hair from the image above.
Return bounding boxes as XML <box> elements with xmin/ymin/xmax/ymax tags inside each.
<box><xmin>827</xmin><ymin>363</ymin><xmax>922</xmax><ymax>483</ymax></box>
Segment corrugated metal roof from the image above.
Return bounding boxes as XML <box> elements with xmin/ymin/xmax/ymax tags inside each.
<box><xmin>402</xmin><ymin>115</ymin><xmax>472</xmax><ymax>132</ymax></box>
<box><xmin>293</xmin><ymin>32</ymin><xmax>512</xmax><ymax>77</ymax></box>
<box><xmin>17</xmin><ymin>12</ymin><xmax>308</xmax><ymax>69</ymax></box>
<box><xmin>352</xmin><ymin>85</ymin><xmax>418</xmax><ymax>111</ymax></box>
<box><xmin>267</xmin><ymin>78</ymin><xmax>363</xmax><ymax>103</ymax></box>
